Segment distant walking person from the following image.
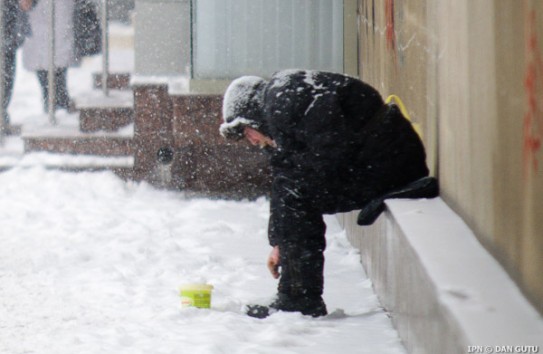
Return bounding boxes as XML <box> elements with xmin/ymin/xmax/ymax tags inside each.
<box><xmin>20</xmin><ymin>0</ymin><xmax>79</xmax><ymax>113</ymax></box>
<box><xmin>1</xmin><ymin>0</ymin><xmax>29</xmax><ymax>134</ymax></box>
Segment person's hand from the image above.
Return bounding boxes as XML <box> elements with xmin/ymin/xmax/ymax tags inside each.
<box><xmin>243</xmin><ymin>127</ymin><xmax>277</xmax><ymax>148</ymax></box>
<box><xmin>19</xmin><ymin>0</ymin><xmax>33</xmax><ymax>12</ymax></box>
<box><xmin>267</xmin><ymin>246</ymin><xmax>281</xmax><ymax>279</ymax></box>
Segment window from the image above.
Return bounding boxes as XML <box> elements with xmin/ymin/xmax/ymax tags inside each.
<box><xmin>192</xmin><ymin>0</ymin><xmax>344</xmax><ymax>79</ymax></box>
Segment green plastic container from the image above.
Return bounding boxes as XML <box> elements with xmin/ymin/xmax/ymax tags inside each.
<box><xmin>180</xmin><ymin>284</ymin><xmax>213</xmax><ymax>309</ymax></box>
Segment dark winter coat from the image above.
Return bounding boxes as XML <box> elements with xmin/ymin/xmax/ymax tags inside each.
<box><xmin>73</xmin><ymin>0</ymin><xmax>102</xmax><ymax>57</ymax></box>
<box><xmin>260</xmin><ymin>70</ymin><xmax>429</xmax><ymax>246</ymax></box>
<box><xmin>2</xmin><ymin>0</ymin><xmax>30</xmax><ymax>52</ymax></box>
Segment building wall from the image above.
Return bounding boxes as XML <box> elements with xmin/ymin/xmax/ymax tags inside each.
<box><xmin>357</xmin><ymin>0</ymin><xmax>543</xmax><ymax>313</ymax></box>
<box><xmin>170</xmin><ymin>94</ymin><xmax>271</xmax><ymax>198</ymax></box>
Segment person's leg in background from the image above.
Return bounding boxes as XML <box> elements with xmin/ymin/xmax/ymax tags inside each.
<box><xmin>36</xmin><ymin>68</ymin><xmax>71</xmax><ymax>112</ymax></box>
<box><xmin>2</xmin><ymin>47</ymin><xmax>16</xmax><ymax>129</ymax></box>
<box><xmin>36</xmin><ymin>69</ymin><xmax>48</xmax><ymax>112</ymax></box>
<box><xmin>54</xmin><ymin>68</ymin><xmax>70</xmax><ymax>110</ymax></box>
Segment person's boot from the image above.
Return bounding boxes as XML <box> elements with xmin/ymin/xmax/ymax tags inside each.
<box><xmin>357</xmin><ymin>176</ymin><xmax>439</xmax><ymax>225</ymax></box>
<box><xmin>54</xmin><ymin>69</ymin><xmax>75</xmax><ymax>112</ymax></box>
<box><xmin>37</xmin><ymin>70</ymin><xmax>50</xmax><ymax>113</ymax></box>
<box><xmin>246</xmin><ymin>293</ymin><xmax>327</xmax><ymax>319</ymax></box>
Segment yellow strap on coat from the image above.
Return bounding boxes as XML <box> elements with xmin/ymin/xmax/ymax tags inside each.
<box><xmin>385</xmin><ymin>94</ymin><xmax>423</xmax><ymax>138</ymax></box>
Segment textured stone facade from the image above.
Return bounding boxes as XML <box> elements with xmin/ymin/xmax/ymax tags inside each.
<box><xmin>132</xmin><ymin>85</ymin><xmax>270</xmax><ymax>197</ymax></box>
<box><xmin>171</xmin><ymin>94</ymin><xmax>271</xmax><ymax>198</ymax></box>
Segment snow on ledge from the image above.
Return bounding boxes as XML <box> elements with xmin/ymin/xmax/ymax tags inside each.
<box><xmin>74</xmin><ymin>90</ymin><xmax>133</xmax><ymax>109</ymax></box>
<box><xmin>385</xmin><ymin>197</ymin><xmax>543</xmax><ymax>347</ymax></box>
<box><xmin>130</xmin><ymin>75</ymin><xmax>181</xmax><ymax>87</ymax></box>
<box><xmin>0</xmin><ymin>152</ymin><xmax>134</xmax><ymax>169</ymax></box>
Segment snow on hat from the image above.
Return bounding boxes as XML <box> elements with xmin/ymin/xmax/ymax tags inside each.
<box><xmin>220</xmin><ymin>76</ymin><xmax>269</xmax><ymax>141</ymax></box>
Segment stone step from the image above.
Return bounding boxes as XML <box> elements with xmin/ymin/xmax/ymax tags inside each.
<box><xmin>23</xmin><ymin>126</ymin><xmax>134</xmax><ymax>157</ymax></box>
<box><xmin>0</xmin><ymin>152</ymin><xmax>134</xmax><ymax>180</ymax></box>
<box><xmin>75</xmin><ymin>90</ymin><xmax>134</xmax><ymax>133</ymax></box>
<box><xmin>79</xmin><ymin>106</ymin><xmax>134</xmax><ymax>133</ymax></box>
<box><xmin>93</xmin><ymin>72</ymin><xmax>131</xmax><ymax>90</ymax></box>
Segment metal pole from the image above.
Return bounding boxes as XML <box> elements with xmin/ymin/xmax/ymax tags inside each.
<box><xmin>189</xmin><ymin>0</ymin><xmax>194</xmax><ymax>79</ymax></box>
<box><xmin>48</xmin><ymin>0</ymin><xmax>56</xmax><ymax>125</ymax></box>
<box><xmin>0</xmin><ymin>0</ymin><xmax>6</xmax><ymax>141</ymax></box>
<box><xmin>101</xmin><ymin>0</ymin><xmax>109</xmax><ymax>96</ymax></box>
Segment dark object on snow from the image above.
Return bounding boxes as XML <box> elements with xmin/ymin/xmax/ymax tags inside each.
<box><xmin>357</xmin><ymin>176</ymin><xmax>439</xmax><ymax>225</ymax></box>
<box><xmin>74</xmin><ymin>0</ymin><xmax>102</xmax><ymax>57</ymax></box>
<box><xmin>246</xmin><ymin>293</ymin><xmax>327</xmax><ymax>319</ymax></box>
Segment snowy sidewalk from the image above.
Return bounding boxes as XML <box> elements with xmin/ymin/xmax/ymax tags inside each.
<box><xmin>0</xmin><ymin>22</ymin><xmax>405</xmax><ymax>354</ymax></box>
<box><xmin>0</xmin><ymin>168</ymin><xmax>405</xmax><ymax>354</ymax></box>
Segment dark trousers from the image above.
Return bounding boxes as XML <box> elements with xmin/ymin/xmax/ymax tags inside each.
<box><xmin>270</xmin><ymin>175</ymin><xmax>328</xmax><ymax>298</ymax></box>
<box><xmin>36</xmin><ymin>68</ymin><xmax>70</xmax><ymax>112</ymax></box>
<box><xmin>2</xmin><ymin>48</ymin><xmax>16</xmax><ymax>124</ymax></box>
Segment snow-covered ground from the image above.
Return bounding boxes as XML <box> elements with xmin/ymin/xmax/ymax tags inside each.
<box><xmin>0</xmin><ymin>24</ymin><xmax>406</xmax><ymax>354</ymax></box>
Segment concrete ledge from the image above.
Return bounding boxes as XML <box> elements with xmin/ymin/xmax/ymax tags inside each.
<box><xmin>23</xmin><ymin>134</ymin><xmax>133</xmax><ymax>156</ymax></box>
<box><xmin>80</xmin><ymin>107</ymin><xmax>134</xmax><ymax>133</ymax></box>
<box><xmin>74</xmin><ymin>90</ymin><xmax>134</xmax><ymax>109</ymax></box>
<box><xmin>339</xmin><ymin>198</ymin><xmax>543</xmax><ymax>354</ymax></box>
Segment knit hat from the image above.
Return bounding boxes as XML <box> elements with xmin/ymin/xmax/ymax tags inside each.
<box><xmin>220</xmin><ymin>76</ymin><xmax>270</xmax><ymax>141</ymax></box>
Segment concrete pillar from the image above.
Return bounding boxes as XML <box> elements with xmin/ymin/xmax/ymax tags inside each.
<box><xmin>132</xmin><ymin>0</ymin><xmax>188</xmax><ymax>187</ymax></box>
<box><xmin>134</xmin><ymin>0</ymin><xmax>190</xmax><ymax>76</ymax></box>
